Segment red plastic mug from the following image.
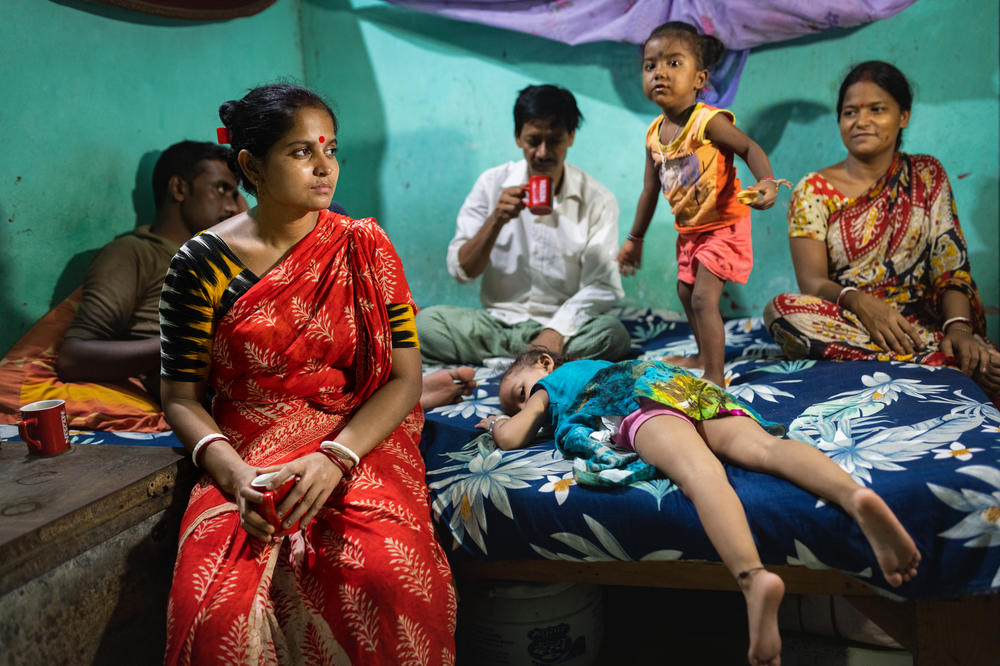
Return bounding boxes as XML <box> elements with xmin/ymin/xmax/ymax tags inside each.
<box><xmin>251</xmin><ymin>472</ymin><xmax>301</xmax><ymax>537</ymax></box>
<box><xmin>524</xmin><ymin>175</ymin><xmax>553</xmax><ymax>215</ymax></box>
<box><xmin>19</xmin><ymin>399</ymin><xmax>71</xmax><ymax>456</ymax></box>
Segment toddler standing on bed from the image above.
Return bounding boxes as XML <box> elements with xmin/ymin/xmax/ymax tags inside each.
<box><xmin>617</xmin><ymin>22</ymin><xmax>790</xmax><ymax>387</ymax></box>
<box><xmin>480</xmin><ymin>350</ymin><xmax>921</xmax><ymax>666</ymax></box>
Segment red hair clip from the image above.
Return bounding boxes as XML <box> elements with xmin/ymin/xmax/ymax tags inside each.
<box><xmin>216</xmin><ymin>127</ymin><xmax>231</xmax><ymax>144</ymax></box>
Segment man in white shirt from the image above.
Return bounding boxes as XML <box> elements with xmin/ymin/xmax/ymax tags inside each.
<box><xmin>417</xmin><ymin>84</ymin><xmax>630</xmax><ymax>364</ymax></box>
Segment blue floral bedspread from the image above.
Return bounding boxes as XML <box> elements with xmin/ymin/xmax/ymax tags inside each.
<box><xmin>419</xmin><ymin>308</ymin><xmax>1000</xmax><ymax>600</ymax></box>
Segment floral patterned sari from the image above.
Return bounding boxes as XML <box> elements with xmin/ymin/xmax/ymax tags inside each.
<box><xmin>765</xmin><ymin>153</ymin><xmax>988</xmax><ymax>363</ymax></box>
<box><xmin>163</xmin><ymin>212</ymin><xmax>456</xmax><ymax>665</ymax></box>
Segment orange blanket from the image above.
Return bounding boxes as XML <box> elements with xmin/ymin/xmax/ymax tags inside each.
<box><xmin>0</xmin><ymin>288</ymin><xmax>168</xmax><ymax>432</ymax></box>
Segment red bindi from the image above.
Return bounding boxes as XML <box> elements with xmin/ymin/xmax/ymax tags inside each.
<box><xmin>318</xmin><ymin>136</ymin><xmax>325</xmax><ymax>143</ymax></box>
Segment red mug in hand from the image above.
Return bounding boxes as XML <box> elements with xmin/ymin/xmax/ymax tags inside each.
<box><xmin>19</xmin><ymin>399</ymin><xmax>71</xmax><ymax>456</ymax></box>
<box><xmin>251</xmin><ymin>472</ymin><xmax>301</xmax><ymax>537</ymax></box>
<box><xmin>523</xmin><ymin>175</ymin><xmax>553</xmax><ymax>215</ymax></box>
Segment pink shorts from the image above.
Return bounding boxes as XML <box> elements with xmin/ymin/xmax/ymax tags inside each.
<box><xmin>611</xmin><ymin>398</ymin><xmax>694</xmax><ymax>452</ymax></box>
<box><xmin>676</xmin><ymin>217</ymin><xmax>753</xmax><ymax>285</ymax></box>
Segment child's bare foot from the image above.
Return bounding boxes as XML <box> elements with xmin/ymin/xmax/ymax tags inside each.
<box><xmin>849</xmin><ymin>487</ymin><xmax>921</xmax><ymax>587</ymax></box>
<box><xmin>973</xmin><ymin>349</ymin><xmax>1000</xmax><ymax>400</ymax></box>
<box><xmin>739</xmin><ymin>568</ymin><xmax>784</xmax><ymax>666</ymax></box>
<box><xmin>664</xmin><ymin>353</ymin><xmax>702</xmax><ymax>369</ymax></box>
<box><xmin>420</xmin><ymin>367</ymin><xmax>477</xmax><ymax>409</ymax></box>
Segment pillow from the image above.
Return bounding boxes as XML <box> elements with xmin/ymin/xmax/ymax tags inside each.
<box><xmin>0</xmin><ymin>289</ymin><xmax>169</xmax><ymax>432</ymax></box>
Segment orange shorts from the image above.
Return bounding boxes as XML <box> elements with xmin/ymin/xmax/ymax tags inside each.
<box><xmin>676</xmin><ymin>217</ymin><xmax>752</xmax><ymax>285</ymax></box>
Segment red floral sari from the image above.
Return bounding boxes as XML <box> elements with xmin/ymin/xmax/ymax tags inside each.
<box><xmin>164</xmin><ymin>212</ymin><xmax>456</xmax><ymax>665</ymax></box>
<box><xmin>765</xmin><ymin>153</ymin><xmax>990</xmax><ymax>364</ymax></box>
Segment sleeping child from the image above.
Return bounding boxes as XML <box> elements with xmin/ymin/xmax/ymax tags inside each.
<box><xmin>478</xmin><ymin>350</ymin><xmax>920</xmax><ymax>666</ymax></box>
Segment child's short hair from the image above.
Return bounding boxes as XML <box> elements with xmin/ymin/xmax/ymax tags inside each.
<box><xmin>643</xmin><ymin>21</ymin><xmax>725</xmax><ymax>70</ymax></box>
<box><xmin>513</xmin><ymin>84</ymin><xmax>583</xmax><ymax>136</ymax></box>
<box><xmin>500</xmin><ymin>348</ymin><xmax>571</xmax><ymax>385</ymax></box>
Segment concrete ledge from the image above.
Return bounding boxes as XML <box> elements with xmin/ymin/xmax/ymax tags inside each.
<box><xmin>0</xmin><ymin>443</ymin><xmax>196</xmax><ymax>664</ymax></box>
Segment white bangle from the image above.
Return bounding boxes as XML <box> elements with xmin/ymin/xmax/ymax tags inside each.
<box><xmin>489</xmin><ymin>416</ymin><xmax>510</xmax><ymax>434</ymax></box>
<box><xmin>836</xmin><ymin>286</ymin><xmax>859</xmax><ymax>308</ymax></box>
<box><xmin>942</xmin><ymin>316</ymin><xmax>974</xmax><ymax>334</ymax></box>
<box><xmin>320</xmin><ymin>441</ymin><xmax>361</xmax><ymax>468</ymax></box>
<box><xmin>191</xmin><ymin>432</ymin><xmax>229</xmax><ymax>468</ymax></box>
<box><xmin>760</xmin><ymin>177</ymin><xmax>792</xmax><ymax>189</ymax></box>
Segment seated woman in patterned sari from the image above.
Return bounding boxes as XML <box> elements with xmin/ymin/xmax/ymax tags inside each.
<box><xmin>160</xmin><ymin>84</ymin><xmax>455</xmax><ymax>665</ymax></box>
<box><xmin>763</xmin><ymin>61</ymin><xmax>999</xmax><ymax>399</ymax></box>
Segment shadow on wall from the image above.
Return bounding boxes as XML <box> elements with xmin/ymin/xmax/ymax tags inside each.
<box><xmin>301</xmin><ymin>0</ymin><xmax>390</xmax><ymax>225</ymax></box>
<box><xmin>968</xmin><ymin>175</ymin><xmax>1000</xmax><ymax>328</ymax></box>
<box><xmin>46</xmin><ymin>151</ymin><xmax>159</xmax><ymax>309</ymax></box>
<box><xmin>49</xmin><ymin>0</ymin><xmax>212</xmax><ymax>26</ymax></box>
<box><xmin>0</xmin><ymin>201</ymin><xmax>29</xmax><ymax>346</ymax></box>
<box><xmin>50</xmin><ymin>250</ymin><xmax>100</xmax><ymax>310</ymax></box>
<box><xmin>742</xmin><ymin>100</ymin><xmax>831</xmax><ymax>155</ymax></box>
<box><xmin>751</xmin><ymin>25</ymin><xmax>864</xmax><ymax>55</ymax></box>
<box><xmin>132</xmin><ymin>150</ymin><xmax>160</xmax><ymax>230</ymax></box>
<box><xmin>352</xmin><ymin>4</ymin><xmax>652</xmax><ymax>114</ymax></box>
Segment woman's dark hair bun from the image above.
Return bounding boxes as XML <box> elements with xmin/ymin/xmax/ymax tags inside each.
<box><xmin>218</xmin><ymin>100</ymin><xmax>237</xmax><ymax>127</ymax></box>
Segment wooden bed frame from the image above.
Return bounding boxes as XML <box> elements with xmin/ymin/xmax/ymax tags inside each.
<box><xmin>454</xmin><ymin>559</ymin><xmax>1000</xmax><ymax>666</ymax></box>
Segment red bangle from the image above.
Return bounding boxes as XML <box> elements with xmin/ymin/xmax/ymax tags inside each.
<box><xmin>319</xmin><ymin>448</ymin><xmax>352</xmax><ymax>480</ymax></box>
<box><xmin>836</xmin><ymin>286</ymin><xmax>859</xmax><ymax>308</ymax></box>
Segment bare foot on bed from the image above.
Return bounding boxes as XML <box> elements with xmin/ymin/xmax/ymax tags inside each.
<box><xmin>741</xmin><ymin>569</ymin><xmax>784</xmax><ymax>666</ymax></box>
<box><xmin>664</xmin><ymin>353</ymin><xmax>702</xmax><ymax>369</ymax></box>
<box><xmin>849</xmin><ymin>487</ymin><xmax>921</xmax><ymax>587</ymax></box>
<box><xmin>973</xmin><ymin>349</ymin><xmax>1000</xmax><ymax>402</ymax></box>
<box><xmin>420</xmin><ymin>367</ymin><xmax>477</xmax><ymax>409</ymax></box>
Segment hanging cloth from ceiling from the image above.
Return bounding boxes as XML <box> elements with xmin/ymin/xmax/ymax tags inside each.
<box><xmin>383</xmin><ymin>0</ymin><xmax>917</xmax><ymax>107</ymax></box>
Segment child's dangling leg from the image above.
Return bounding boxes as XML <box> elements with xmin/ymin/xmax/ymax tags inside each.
<box><xmin>632</xmin><ymin>414</ymin><xmax>784</xmax><ymax>666</ymax></box>
<box><xmin>700</xmin><ymin>416</ymin><xmax>921</xmax><ymax>587</ymax></box>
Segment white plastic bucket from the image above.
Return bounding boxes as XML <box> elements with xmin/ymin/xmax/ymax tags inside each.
<box><xmin>457</xmin><ymin>581</ymin><xmax>604</xmax><ymax>666</ymax></box>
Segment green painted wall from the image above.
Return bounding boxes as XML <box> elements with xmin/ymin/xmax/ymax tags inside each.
<box><xmin>0</xmin><ymin>0</ymin><xmax>305</xmax><ymax>353</ymax></box>
<box><xmin>300</xmin><ymin>0</ymin><xmax>999</xmax><ymax>338</ymax></box>
<box><xmin>2</xmin><ymin>0</ymin><xmax>998</xmax><ymax>355</ymax></box>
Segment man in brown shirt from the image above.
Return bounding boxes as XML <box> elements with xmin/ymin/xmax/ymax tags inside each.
<box><xmin>57</xmin><ymin>141</ymin><xmax>244</xmax><ymax>398</ymax></box>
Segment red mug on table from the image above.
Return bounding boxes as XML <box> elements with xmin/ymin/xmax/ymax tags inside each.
<box><xmin>19</xmin><ymin>399</ymin><xmax>71</xmax><ymax>456</ymax></box>
<box><xmin>251</xmin><ymin>472</ymin><xmax>302</xmax><ymax>536</ymax></box>
<box><xmin>523</xmin><ymin>175</ymin><xmax>552</xmax><ymax>215</ymax></box>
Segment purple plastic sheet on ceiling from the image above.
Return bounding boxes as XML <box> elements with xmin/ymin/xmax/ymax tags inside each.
<box><xmin>383</xmin><ymin>0</ymin><xmax>916</xmax><ymax>107</ymax></box>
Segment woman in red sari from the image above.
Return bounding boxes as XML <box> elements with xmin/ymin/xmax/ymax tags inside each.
<box><xmin>160</xmin><ymin>84</ymin><xmax>456</xmax><ymax>665</ymax></box>
<box><xmin>764</xmin><ymin>61</ymin><xmax>1000</xmax><ymax>398</ymax></box>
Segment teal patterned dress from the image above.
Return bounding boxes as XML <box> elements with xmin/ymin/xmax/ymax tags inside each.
<box><xmin>535</xmin><ymin>359</ymin><xmax>784</xmax><ymax>487</ymax></box>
